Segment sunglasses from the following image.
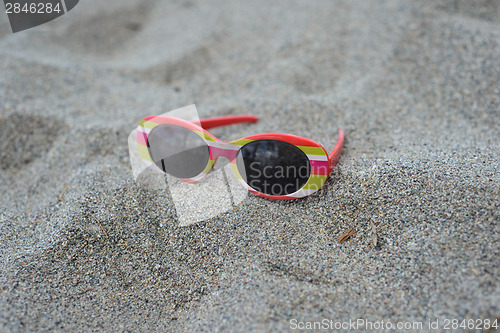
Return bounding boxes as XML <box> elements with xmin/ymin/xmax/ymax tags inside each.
<box><xmin>135</xmin><ymin>114</ymin><xmax>344</xmax><ymax>200</ymax></box>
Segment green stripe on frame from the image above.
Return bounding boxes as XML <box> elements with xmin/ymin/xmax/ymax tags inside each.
<box><xmin>137</xmin><ymin>144</ymin><xmax>152</xmax><ymax>161</ymax></box>
<box><xmin>139</xmin><ymin>120</ymin><xmax>158</xmax><ymax>130</ymax></box>
<box><xmin>193</xmin><ymin>131</ymin><xmax>216</xmax><ymax>141</ymax></box>
<box><xmin>230</xmin><ymin>138</ymin><xmax>254</xmax><ymax>146</ymax></box>
<box><xmin>297</xmin><ymin>145</ymin><xmax>326</xmax><ymax>156</ymax></box>
<box><xmin>230</xmin><ymin>163</ymin><xmax>243</xmax><ymax>180</ymax></box>
<box><xmin>302</xmin><ymin>174</ymin><xmax>327</xmax><ymax>190</ymax></box>
<box><xmin>200</xmin><ymin>159</ymin><xmax>214</xmax><ymax>174</ymax></box>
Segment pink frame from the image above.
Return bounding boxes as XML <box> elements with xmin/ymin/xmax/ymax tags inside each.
<box><xmin>135</xmin><ymin>115</ymin><xmax>344</xmax><ymax>200</ymax></box>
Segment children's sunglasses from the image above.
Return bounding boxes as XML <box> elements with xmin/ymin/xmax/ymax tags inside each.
<box><xmin>135</xmin><ymin>114</ymin><xmax>344</xmax><ymax>200</ymax></box>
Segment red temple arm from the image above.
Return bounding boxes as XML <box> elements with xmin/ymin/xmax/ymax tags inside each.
<box><xmin>199</xmin><ymin>115</ymin><xmax>259</xmax><ymax>130</ymax></box>
<box><xmin>329</xmin><ymin>129</ymin><xmax>344</xmax><ymax>171</ymax></box>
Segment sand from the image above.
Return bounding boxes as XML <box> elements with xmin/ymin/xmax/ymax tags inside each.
<box><xmin>0</xmin><ymin>0</ymin><xmax>499</xmax><ymax>331</ymax></box>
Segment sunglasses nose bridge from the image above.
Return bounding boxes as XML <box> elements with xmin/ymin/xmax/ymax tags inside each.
<box><xmin>208</xmin><ymin>141</ymin><xmax>240</xmax><ymax>161</ymax></box>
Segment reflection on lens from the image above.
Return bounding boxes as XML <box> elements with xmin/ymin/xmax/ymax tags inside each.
<box><xmin>237</xmin><ymin>140</ymin><xmax>311</xmax><ymax>196</ymax></box>
<box><xmin>147</xmin><ymin>124</ymin><xmax>209</xmax><ymax>178</ymax></box>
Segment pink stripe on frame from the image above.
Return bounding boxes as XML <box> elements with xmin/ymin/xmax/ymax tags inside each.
<box><xmin>209</xmin><ymin>146</ymin><xmax>239</xmax><ymax>160</ymax></box>
<box><xmin>310</xmin><ymin>160</ymin><xmax>329</xmax><ymax>175</ymax></box>
<box><xmin>136</xmin><ymin>130</ymin><xmax>148</xmax><ymax>146</ymax></box>
<box><xmin>180</xmin><ymin>178</ymin><xmax>197</xmax><ymax>183</ymax></box>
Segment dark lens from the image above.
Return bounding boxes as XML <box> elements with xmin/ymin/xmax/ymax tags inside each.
<box><xmin>147</xmin><ymin>124</ymin><xmax>209</xmax><ymax>178</ymax></box>
<box><xmin>236</xmin><ymin>140</ymin><xmax>310</xmax><ymax>196</ymax></box>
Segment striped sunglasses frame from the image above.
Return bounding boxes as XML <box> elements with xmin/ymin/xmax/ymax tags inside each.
<box><xmin>135</xmin><ymin>114</ymin><xmax>344</xmax><ymax>200</ymax></box>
